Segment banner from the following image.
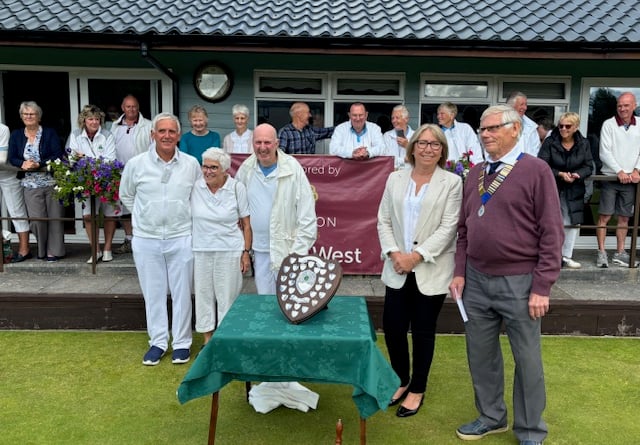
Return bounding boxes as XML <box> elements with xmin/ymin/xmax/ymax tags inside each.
<box><xmin>230</xmin><ymin>154</ymin><xmax>395</xmax><ymax>274</ymax></box>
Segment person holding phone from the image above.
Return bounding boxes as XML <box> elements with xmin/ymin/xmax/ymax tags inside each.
<box><xmin>383</xmin><ymin>105</ymin><xmax>414</xmax><ymax>169</ymax></box>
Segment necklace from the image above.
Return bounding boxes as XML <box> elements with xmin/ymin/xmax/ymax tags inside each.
<box><xmin>477</xmin><ymin>153</ymin><xmax>524</xmax><ymax>216</ymax></box>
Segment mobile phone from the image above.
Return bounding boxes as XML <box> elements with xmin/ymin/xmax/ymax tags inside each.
<box><xmin>395</xmin><ymin>129</ymin><xmax>405</xmax><ymax>138</ymax></box>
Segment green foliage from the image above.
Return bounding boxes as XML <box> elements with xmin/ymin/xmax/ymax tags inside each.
<box><xmin>1</xmin><ymin>332</ymin><xmax>639</xmax><ymax>444</ymax></box>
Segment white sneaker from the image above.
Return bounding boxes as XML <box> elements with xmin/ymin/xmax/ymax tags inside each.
<box><xmin>86</xmin><ymin>251</ymin><xmax>103</xmax><ymax>264</ymax></box>
<box><xmin>562</xmin><ymin>256</ymin><xmax>581</xmax><ymax>269</ymax></box>
<box><xmin>102</xmin><ymin>251</ymin><xmax>113</xmax><ymax>262</ymax></box>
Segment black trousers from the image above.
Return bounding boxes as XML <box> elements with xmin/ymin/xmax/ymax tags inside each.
<box><xmin>383</xmin><ymin>272</ymin><xmax>446</xmax><ymax>393</ymax></box>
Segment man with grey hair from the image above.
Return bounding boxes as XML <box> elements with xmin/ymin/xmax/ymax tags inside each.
<box><xmin>437</xmin><ymin>101</ymin><xmax>484</xmax><ymax>164</ymax></box>
<box><xmin>450</xmin><ymin>105</ymin><xmax>563</xmax><ymax>445</ymax></box>
<box><xmin>383</xmin><ymin>104</ymin><xmax>414</xmax><ymax>169</ymax></box>
<box><xmin>278</xmin><ymin>102</ymin><xmax>333</xmax><ymax>154</ymax></box>
<box><xmin>507</xmin><ymin>92</ymin><xmax>541</xmax><ymax>156</ymax></box>
<box><xmin>120</xmin><ymin>112</ymin><xmax>201</xmax><ymax>366</ymax></box>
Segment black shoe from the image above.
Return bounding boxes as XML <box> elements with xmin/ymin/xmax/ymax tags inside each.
<box><xmin>388</xmin><ymin>386</ymin><xmax>410</xmax><ymax>407</ymax></box>
<box><xmin>396</xmin><ymin>394</ymin><xmax>424</xmax><ymax>418</ymax></box>
<box><xmin>11</xmin><ymin>252</ymin><xmax>33</xmax><ymax>263</ymax></box>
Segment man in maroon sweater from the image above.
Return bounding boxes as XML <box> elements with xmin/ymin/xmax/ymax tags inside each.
<box><xmin>449</xmin><ymin>105</ymin><xmax>563</xmax><ymax>445</ymax></box>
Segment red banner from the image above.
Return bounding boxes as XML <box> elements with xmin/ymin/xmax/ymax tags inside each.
<box><xmin>230</xmin><ymin>154</ymin><xmax>394</xmax><ymax>274</ymax></box>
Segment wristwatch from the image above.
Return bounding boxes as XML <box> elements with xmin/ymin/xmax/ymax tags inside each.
<box><xmin>243</xmin><ymin>249</ymin><xmax>254</xmax><ymax>256</ymax></box>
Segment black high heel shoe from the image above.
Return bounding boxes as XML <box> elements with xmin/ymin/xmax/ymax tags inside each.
<box><xmin>396</xmin><ymin>394</ymin><xmax>424</xmax><ymax>418</ymax></box>
<box><xmin>388</xmin><ymin>386</ymin><xmax>410</xmax><ymax>407</ymax></box>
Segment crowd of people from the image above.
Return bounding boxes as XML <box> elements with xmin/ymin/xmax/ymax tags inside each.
<box><xmin>2</xmin><ymin>90</ymin><xmax>640</xmax><ymax>445</ymax></box>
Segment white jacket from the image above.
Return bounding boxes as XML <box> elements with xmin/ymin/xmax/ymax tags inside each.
<box><xmin>66</xmin><ymin>127</ymin><xmax>116</xmax><ymax>160</ymax></box>
<box><xmin>235</xmin><ymin>150</ymin><xmax>317</xmax><ymax>270</ymax></box>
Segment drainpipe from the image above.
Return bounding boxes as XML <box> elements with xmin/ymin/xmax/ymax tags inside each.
<box><xmin>140</xmin><ymin>42</ymin><xmax>179</xmax><ymax>114</ymax></box>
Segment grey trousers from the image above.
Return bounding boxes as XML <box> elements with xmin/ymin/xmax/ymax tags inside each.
<box><xmin>23</xmin><ymin>185</ymin><xmax>65</xmax><ymax>258</ymax></box>
<box><xmin>463</xmin><ymin>263</ymin><xmax>547</xmax><ymax>443</ymax></box>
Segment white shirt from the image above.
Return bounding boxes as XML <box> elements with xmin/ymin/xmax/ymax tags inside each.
<box><xmin>223</xmin><ymin>130</ymin><xmax>253</xmax><ymax>153</ymax></box>
<box><xmin>329</xmin><ymin>121</ymin><xmax>385</xmax><ymax>158</ymax></box>
<box><xmin>247</xmin><ymin>166</ymin><xmax>278</xmax><ymax>252</ymax></box>
<box><xmin>520</xmin><ymin>115</ymin><xmax>542</xmax><ymax>157</ymax></box>
<box><xmin>600</xmin><ymin>116</ymin><xmax>640</xmax><ymax>175</ymax></box>
<box><xmin>67</xmin><ymin>127</ymin><xmax>116</xmax><ymax>160</ymax></box>
<box><xmin>191</xmin><ymin>176</ymin><xmax>249</xmax><ymax>251</ymax></box>
<box><xmin>441</xmin><ymin>120</ymin><xmax>484</xmax><ymax>164</ymax></box>
<box><xmin>383</xmin><ymin>126</ymin><xmax>414</xmax><ymax>169</ymax></box>
<box><xmin>119</xmin><ymin>147</ymin><xmax>201</xmax><ymax>239</ymax></box>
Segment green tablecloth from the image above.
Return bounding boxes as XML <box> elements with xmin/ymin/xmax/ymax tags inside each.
<box><xmin>177</xmin><ymin>294</ymin><xmax>399</xmax><ymax>419</ymax></box>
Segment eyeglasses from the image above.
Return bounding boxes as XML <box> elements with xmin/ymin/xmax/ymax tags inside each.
<box><xmin>558</xmin><ymin>124</ymin><xmax>573</xmax><ymax>129</ymax></box>
<box><xmin>202</xmin><ymin>165</ymin><xmax>220</xmax><ymax>171</ymax></box>
<box><xmin>415</xmin><ymin>140</ymin><xmax>442</xmax><ymax>150</ymax></box>
<box><xmin>21</xmin><ymin>113</ymin><xmax>37</xmax><ymax>117</ymax></box>
<box><xmin>477</xmin><ymin>122</ymin><xmax>513</xmax><ymax>134</ymax></box>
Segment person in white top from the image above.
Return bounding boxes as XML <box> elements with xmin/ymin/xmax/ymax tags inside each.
<box><xmin>66</xmin><ymin>105</ymin><xmax>118</xmax><ymax>263</ymax></box>
<box><xmin>507</xmin><ymin>92</ymin><xmax>541</xmax><ymax>156</ymax></box>
<box><xmin>191</xmin><ymin>148</ymin><xmax>252</xmax><ymax>345</ymax></box>
<box><xmin>436</xmin><ymin>102</ymin><xmax>484</xmax><ymax>165</ymax></box>
<box><xmin>383</xmin><ymin>105</ymin><xmax>414</xmax><ymax>169</ymax></box>
<box><xmin>329</xmin><ymin>103</ymin><xmax>385</xmax><ymax>160</ymax></box>
<box><xmin>120</xmin><ymin>113</ymin><xmax>201</xmax><ymax>366</ymax></box>
<box><xmin>0</xmin><ymin>121</ymin><xmax>31</xmax><ymax>262</ymax></box>
<box><xmin>596</xmin><ymin>92</ymin><xmax>640</xmax><ymax>268</ymax></box>
<box><xmin>223</xmin><ymin>104</ymin><xmax>253</xmax><ymax>153</ymax></box>
<box><xmin>110</xmin><ymin>95</ymin><xmax>152</xmax><ymax>254</ymax></box>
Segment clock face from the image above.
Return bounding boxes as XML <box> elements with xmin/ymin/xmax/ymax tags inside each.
<box><xmin>194</xmin><ymin>63</ymin><xmax>233</xmax><ymax>102</ymax></box>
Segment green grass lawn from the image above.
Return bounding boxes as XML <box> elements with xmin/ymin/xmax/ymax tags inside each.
<box><xmin>1</xmin><ymin>331</ymin><xmax>639</xmax><ymax>444</ymax></box>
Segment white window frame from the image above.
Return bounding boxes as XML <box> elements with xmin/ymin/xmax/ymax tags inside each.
<box><xmin>579</xmin><ymin>77</ymin><xmax>640</xmax><ymax>136</ymax></box>
<box><xmin>420</xmin><ymin>74</ymin><xmax>496</xmax><ymax>105</ymax></box>
<box><xmin>331</xmin><ymin>71</ymin><xmax>405</xmax><ymax>102</ymax></box>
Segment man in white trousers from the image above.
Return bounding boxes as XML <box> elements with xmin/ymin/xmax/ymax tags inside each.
<box><xmin>120</xmin><ymin>112</ymin><xmax>201</xmax><ymax>366</ymax></box>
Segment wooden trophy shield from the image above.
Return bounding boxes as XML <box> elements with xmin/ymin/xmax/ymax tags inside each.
<box><xmin>276</xmin><ymin>253</ymin><xmax>343</xmax><ymax>324</ymax></box>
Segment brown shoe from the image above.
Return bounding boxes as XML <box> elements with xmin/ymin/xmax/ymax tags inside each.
<box><xmin>114</xmin><ymin>239</ymin><xmax>132</xmax><ymax>254</ymax></box>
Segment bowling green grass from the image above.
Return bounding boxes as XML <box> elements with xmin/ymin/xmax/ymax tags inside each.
<box><xmin>1</xmin><ymin>331</ymin><xmax>638</xmax><ymax>445</ymax></box>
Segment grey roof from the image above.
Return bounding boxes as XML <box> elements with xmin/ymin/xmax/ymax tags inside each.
<box><xmin>1</xmin><ymin>0</ymin><xmax>639</xmax><ymax>46</ymax></box>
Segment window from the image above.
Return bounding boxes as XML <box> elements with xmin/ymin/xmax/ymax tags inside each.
<box><xmin>255</xmin><ymin>71</ymin><xmax>404</xmax><ymax>138</ymax></box>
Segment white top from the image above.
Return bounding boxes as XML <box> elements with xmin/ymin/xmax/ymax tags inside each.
<box><xmin>191</xmin><ymin>176</ymin><xmax>249</xmax><ymax>251</ymax></box>
<box><xmin>223</xmin><ymin>130</ymin><xmax>253</xmax><ymax>153</ymax></box>
<box><xmin>403</xmin><ymin>178</ymin><xmax>428</xmax><ymax>253</ymax></box>
<box><xmin>119</xmin><ymin>147</ymin><xmax>201</xmax><ymax>239</ymax></box>
<box><xmin>520</xmin><ymin>115</ymin><xmax>542</xmax><ymax>157</ymax></box>
<box><xmin>111</xmin><ymin>113</ymin><xmax>152</xmax><ymax>164</ymax></box>
<box><xmin>247</xmin><ymin>166</ymin><xmax>278</xmax><ymax>252</ymax></box>
<box><xmin>600</xmin><ymin>116</ymin><xmax>640</xmax><ymax>175</ymax></box>
<box><xmin>66</xmin><ymin>127</ymin><xmax>116</xmax><ymax>160</ymax></box>
<box><xmin>329</xmin><ymin>121</ymin><xmax>385</xmax><ymax>158</ymax></box>
<box><xmin>442</xmin><ymin>120</ymin><xmax>484</xmax><ymax>164</ymax></box>
<box><xmin>0</xmin><ymin>123</ymin><xmax>9</xmax><ymax>173</ymax></box>
<box><xmin>383</xmin><ymin>126</ymin><xmax>414</xmax><ymax>169</ymax></box>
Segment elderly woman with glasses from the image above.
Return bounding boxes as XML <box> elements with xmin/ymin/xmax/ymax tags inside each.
<box><xmin>377</xmin><ymin>123</ymin><xmax>462</xmax><ymax>418</ymax></box>
<box><xmin>191</xmin><ymin>147</ymin><xmax>252</xmax><ymax>345</ymax></box>
<box><xmin>66</xmin><ymin>104</ymin><xmax>119</xmax><ymax>264</ymax></box>
<box><xmin>538</xmin><ymin>112</ymin><xmax>593</xmax><ymax>269</ymax></box>
<box><xmin>222</xmin><ymin>104</ymin><xmax>253</xmax><ymax>153</ymax></box>
<box><xmin>8</xmin><ymin>101</ymin><xmax>66</xmax><ymax>262</ymax></box>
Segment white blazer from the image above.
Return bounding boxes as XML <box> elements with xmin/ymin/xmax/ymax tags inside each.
<box><xmin>377</xmin><ymin>166</ymin><xmax>462</xmax><ymax>295</ymax></box>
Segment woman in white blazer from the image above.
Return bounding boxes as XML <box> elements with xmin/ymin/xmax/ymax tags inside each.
<box><xmin>377</xmin><ymin>123</ymin><xmax>462</xmax><ymax>418</ymax></box>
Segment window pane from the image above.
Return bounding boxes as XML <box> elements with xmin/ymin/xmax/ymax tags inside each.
<box><xmin>336</xmin><ymin>79</ymin><xmax>400</xmax><ymax>96</ymax></box>
<box><xmin>503</xmin><ymin>82</ymin><xmax>566</xmax><ymax>100</ymax></box>
<box><xmin>423</xmin><ymin>81</ymin><xmax>488</xmax><ymax>98</ymax></box>
<box><xmin>259</xmin><ymin>77</ymin><xmax>323</xmax><ymax>95</ymax></box>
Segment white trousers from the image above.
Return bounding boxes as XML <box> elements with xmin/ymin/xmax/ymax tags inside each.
<box><xmin>0</xmin><ymin>173</ymin><xmax>30</xmax><ymax>233</ymax></box>
<box><xmin>560</xmin><ymin>197</ymin><xmax>579</xmax><ymax>259</ymax></box>
<box><xmin>132</xmin><ymin>235</ymin><xmax>193</xmax><ymax>351</ymax></box>
<box><xmin>253</xmin><ymin>251</ymin><xmax>277</xmax><ymax>295</ymax></box>
<box><xmin>194</xmin><ymin>250</ymin><xmax>243</xmax><ymax>333</ymax></box>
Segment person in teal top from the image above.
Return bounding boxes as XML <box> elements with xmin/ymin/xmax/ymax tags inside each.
<box><xmin>179</xmin><ymin>105</ymin><xmax>221</xmax><ymax>163</ymax></box>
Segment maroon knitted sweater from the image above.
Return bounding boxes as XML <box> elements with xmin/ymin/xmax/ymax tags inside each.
<box><xmin>454</xmin><ymin>154</ymin><xmax>564</xmax><ymax>296</ymax></box>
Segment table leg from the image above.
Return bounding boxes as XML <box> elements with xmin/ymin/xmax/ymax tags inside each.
<box><xmin>208</xmin><ymin>392</ymin><xmax>219</xmax><ymax>445</ymax></box>
<box><xmin>360</xmin><ymin>418</ymin><xmax>366</xmax><ymax>445</ymax></box>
